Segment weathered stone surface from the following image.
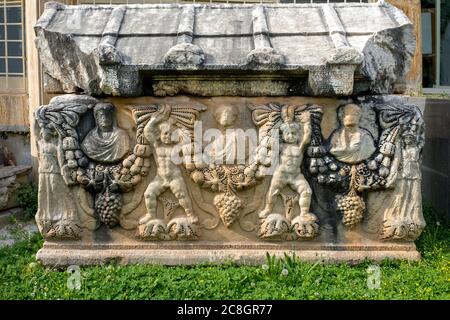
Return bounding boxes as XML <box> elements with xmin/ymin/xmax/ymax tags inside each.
<box><xmin>329</xmin><ymin>104</ymin><xmax>376</xmax><ymax>164</ymax></box>
<box><xmin>80</xmin><ymin>103</ymin><xmax>130</xmax><ymax>164</ymax></box>
<box><xmin>33</xmin><ymin>1</ymin><xmax>424</xmax><ymax>265</ymax></box>
<box><xmin>33</xmin><ymin>94</ymin><xmax>425</xmax><ymax>264</ymax></box>
<box><xmin>36</xmin><ymin>243</ymin><xmax>421</xmax><ymax>267</ymax></box>
<box><xmin>0</xmin><ymin>165</ymin><xmax>31</xmax><ymax>211</ymax></box>
<box><xmin>35</xmin><ymin>2</ymin><xmax>415</xmax><ymax>97</ymax></box>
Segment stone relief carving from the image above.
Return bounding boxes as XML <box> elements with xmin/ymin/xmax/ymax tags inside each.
<box><xmin>375</xmin><ymin>103</ymin><xmax>426</xmax><ymax>240</ymax></box>
<box><xmin>187</xmin><ymin>104</ymin><xmax>259</xmax><ymax>229</ymax></box>
<box><xmin>183</xmin><ymin>104</ymin><xmax>263</xmax><ymax>230</ymax></box>
<box><xmin>188</xmin><ymin>162</ymin><xmax>265</xmax><ymax>232</ymax></box>
<box><xmin>380</xmin><ymin>131</ymin><xmax>425</xmax><ymax>240</ymax></box>
<box><xmin>303</xmin><ymin>100</ymin><xmax>425</xmax><ymax>239</ymax></box>
<box><xmin>75</xmin><ymin>103</ymin><xmax>132</xmax><ymax>228</ymax></box>
<box><xmin>329</xmin><ymin>104</ymin><xmax>376</xmax><ymax>164</ymax></box>
<box><xmin>206</xmin><ymin>105</ymin><xmax>240</xmax><ymax>165</ymax></box>
<box><xmin>33</xmin><ymin>96</ymin><xmax>94</xmax><ymax>239</ymax></box>
<box><xmin>139</xmin><ymin>106</ymin><xmax>198</xmax><ymax>240</ymax></box>
<box><xmin>249</xmin><ymin>104</ymin><xmax>322</xmax><ymax>240</ymax></box>
<box><xmin>33</xmin><ymin>95</ymin><xmax>426</xmax><ymax>244</ymax></box>
<box><xmin>34</xmin><ymin>95</ymin><xmax>140</xmax><ymax>234</ymax></box>
<box><xmin>36</xmin><ymin>127</ymin><xmax>81</xmax><ymax>239</ymax></box>
<box><xmin>81</xmin><ymin>103</ymin><xmax>130</xmax><ymax>163</ymax></box>
<box><xmin>128</xmin><ymin>104</ymin><xmax>206</xmax><ymax>240</ymax></box>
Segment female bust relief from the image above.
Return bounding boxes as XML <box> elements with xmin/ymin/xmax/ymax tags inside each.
<box><xmin>329</xmin><ymin>104</ymin><xmax>376</xmax><ymax>164</ymax></box>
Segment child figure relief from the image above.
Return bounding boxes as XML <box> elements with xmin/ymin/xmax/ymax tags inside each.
<box><xmin>250</xmin><ymin>104</ymin><xmax>321</xmax><ymax>240</ymax></box>
<box><xmin>138</xmin><ymin>105</ymin><xmax>199</xmax><ymax>240</ymax></box>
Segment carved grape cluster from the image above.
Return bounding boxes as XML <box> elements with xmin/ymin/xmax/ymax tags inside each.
<box><xmin>95</xmin><ymin>188</ymin><xmax>122</xmax><ymax>228</ymax></box>
<box><xmin>337</xmin><ymin>193</ymin><xmax>365</xmax><ymax>229</ymax></box>
<box><xmin>188</xmin><ymin>162</ymin><xmax>258</xmax><ymax>228</ymax></box>
<box><xmin>336</xmin><ymin>164</ymin><xmax>366</xmax><ymax>228</ymax></box>
<box><xmin>213</xmin><ymin>192</ymin><xmax>244</xmax><ymax>228</ymax></box>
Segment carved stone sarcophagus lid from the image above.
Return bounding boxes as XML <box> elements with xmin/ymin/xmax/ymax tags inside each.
<box><xmin>33</xmin><ymin>1</ymin><xmax>425</xmax><ymax>265</ymax></box>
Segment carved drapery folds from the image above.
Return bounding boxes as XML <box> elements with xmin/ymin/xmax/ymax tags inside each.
<box><xmin>34</xmin><ymin>95</ymin><xmax>425</xmax><ymax>243</ymax></box>
<box><xmin>303</xmin><ymin>99</ymin><xmax>425</xmax><ymax>238</ymax></box>
<box><xmin>31</xmin><ymin>3</ymin><xmax>425</xmax><ymax>266</ymax></box>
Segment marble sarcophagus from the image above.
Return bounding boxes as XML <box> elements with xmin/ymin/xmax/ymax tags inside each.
<box><xmin>33</xmin><ymin>1</ymin><xmax>425</xmax><ymax>265</ymax></box>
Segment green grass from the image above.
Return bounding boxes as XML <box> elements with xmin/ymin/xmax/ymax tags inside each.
<box><xmin>0</xmin><ymin>205</ymin><xmax>448</xmax><ymax>300</ymax></box>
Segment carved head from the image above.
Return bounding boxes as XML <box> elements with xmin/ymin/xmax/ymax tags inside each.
<box><xmin>41</xmin><ymin>125</ymin><xmax>57</xmax><ymax>142</ymax></box>
<box><xmin>93</xmin><ymin>103</ymin><xmax>115</xmax><ymax>131</ymax></box>
<box><xmin>214</xmin><ymin>105</ymin><xmax>238</xmax><ymax>128</ymax></box>
<box><xmin>280</xmin><ymin>122</ymin><xmax>301</xmax><ymax>144</ymax></box>
<box><xmin>342</xmin><ymin>104</ymin><xmax>362</xmax><ymax>128</ymax></box>
<box><xmin>159</xmin><ymin>118</ymin><xmax>179</xmax><ymax>145</ymax></box>
<box><xmin>402</xmin><ymin>132</ymin><xmax>417</xmax><ymax>146</ymax></box>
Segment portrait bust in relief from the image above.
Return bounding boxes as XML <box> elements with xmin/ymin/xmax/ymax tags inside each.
<box><xmin>329</xmin><ymin>103</ymin><xmax>376</xmax><ymax>164</ymax></box>
<box><xmin>81</xmin><ymin>103</ymin><xmax>130</xmax><ymax>163</ymax></box>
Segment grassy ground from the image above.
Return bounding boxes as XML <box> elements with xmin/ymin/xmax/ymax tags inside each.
<box><xmin>0</xmin><ymin>205</ymin><xmax>448</xmax><ymax>300</ymax></box>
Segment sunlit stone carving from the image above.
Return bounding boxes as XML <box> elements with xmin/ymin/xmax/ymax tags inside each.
<box><xmin>330</xmin><ymin>104</ymin><xmax>376</xmax><ymax>164</ymax></box>
<box><xmin>81</xmin><ymin>103</ymin><xmax>130</xmax><ymax>163</ymax></box>
<box><xmin>32</xmin><ymin>2</ymin><xmax>425</xmax><ymax>265</ymax></box>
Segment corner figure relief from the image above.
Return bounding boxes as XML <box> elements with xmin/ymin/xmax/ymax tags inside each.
<box><xmin>35</xmin><ymin>126</ymin><xmax>81</xmax><ymax>239</ymax></box>
<box><xmin>34</xmin><ymin>105</ymin><xmax>85</xmax><ymax>240</ymax></box>
<box><xmin>380</xmin><ymin>129</ymin><xmax>425</xmax><ymax>240</ymax></box>
<box><xmin>250</xmin><ymin>104</ymin><xmax>322</xmax><ymax>240</ymax></box>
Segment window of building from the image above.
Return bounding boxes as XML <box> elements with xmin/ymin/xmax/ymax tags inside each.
<box><xmin>0</xmin><ymin>0</ymin><xmax>25</xmax><ymax>93</ymax></box>
<box><xmin>422</xmin><ymin>0</ymin><xmax>450</xmax><ymax>93</ymax></box>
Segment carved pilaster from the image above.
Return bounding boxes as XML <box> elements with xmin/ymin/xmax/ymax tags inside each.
<box><xmin>247</xmin><ymin>5</ymin><xmax>284</xmax><ymax>68</ymax></box>
<box><xmin>163</xmin><ymin>6</ymin><xmax>205</xmax><ymax>67</ymax></box>
<box><xmin>307</xmin><ymin>5</ymin><xmax>363</xmax><ymax>96</ymax></box>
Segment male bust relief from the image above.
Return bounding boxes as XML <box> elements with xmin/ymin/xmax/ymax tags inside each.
<box><xmin>81</xmin><ymin>103</ymin><xmax>130</xmax><ymax>163</ymax></box>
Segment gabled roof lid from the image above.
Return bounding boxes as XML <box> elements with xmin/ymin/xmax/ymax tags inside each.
<box><xmin>35</xmin><ymin>1</ymin><xmax>415</xmax><ymax>97</ymax></box>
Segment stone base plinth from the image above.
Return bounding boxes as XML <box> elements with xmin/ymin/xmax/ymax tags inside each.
<box><xmin>36</xmin><ymin>242</ymin><xmax>420</xmax><ymax>266</ymax></box>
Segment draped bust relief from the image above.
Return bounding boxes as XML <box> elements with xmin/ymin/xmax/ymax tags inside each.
<box><xmin>329</xmin><ymin>104</ymin><xmax>376</xmax><ymax>164</ymax></box>
<box><xmin>81</xmin><ymin>103</ymin><xmax>130</xmax><ymax>163</ymax></box>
